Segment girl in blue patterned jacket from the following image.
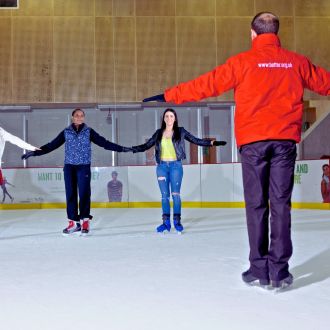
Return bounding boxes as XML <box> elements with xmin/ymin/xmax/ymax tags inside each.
<box><xmin>22</xmin><ymin>108</ymin><xmax>131</xmax><ymax>236</ymax></box>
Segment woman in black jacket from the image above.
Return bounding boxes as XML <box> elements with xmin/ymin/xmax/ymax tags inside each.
<box><xmin>133</xmin><ymin>108</ymin><xmax>226</xmax><ymax>234</ymax></box>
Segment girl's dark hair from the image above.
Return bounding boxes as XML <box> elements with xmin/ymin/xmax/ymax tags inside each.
<box><xmin>157</xmin><ymin>108</ymin><xmax>180</xmax><ymax>141</ymax></box>
<box><xmin>72</xmin><ymin>108</ymin><xmax>85</xmax><ymax>116</ymax></box>
<box><xmin>251</xmin><ymin>12</ymin><xmax>279</xmax><ymax>35</ymax></box>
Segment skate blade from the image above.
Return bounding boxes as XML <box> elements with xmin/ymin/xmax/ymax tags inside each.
<box><xmin>62</xmin><ymin>231</ymin><xmax>82</xmax><ymax>237</ymax></box>
<box><xmin>80</xmin><ymin>232</ymin><xmax>90</xmax><ymax>237</ymax></box>
<box><xmin>271</xmin><ymin>283</ymin><xmax>293</xmax><ymax>293</ymax></box>
<box><xmin>244</xmin><ymin>281</ymin><xmax>271</xmax><ymax>290</ymax></box>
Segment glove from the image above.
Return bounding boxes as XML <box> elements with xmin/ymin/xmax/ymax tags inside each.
<box><xmin>131</xmin><ymin>146</ymin><xmax>139</xmax><ymax>153</ymax></box>
<box><xmin>142</xmin><ymin>94</ymin><xmax>165</xmax><ymax>102</ymax></box>
<box><xmin>122</xmin><ymin>147</ymin><xmax>133</xmax><ymax>152</ymax></box>
<box><xmin>213</xmin><ymin>141</ymin><xmax>227</xmax><ymax>146</ymax></box>
<box><xmin>21</xmin><ymin>151</ymin><xmax>36</xmax><ymax>160</ymax></box>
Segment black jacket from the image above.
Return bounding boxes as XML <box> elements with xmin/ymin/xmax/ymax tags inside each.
<box><xmin>133</xmin><ymin>127</ymin><xmax>212</xmax><ymax>164</ymax></box>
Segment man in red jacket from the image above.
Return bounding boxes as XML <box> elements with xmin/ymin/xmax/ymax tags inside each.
<box><xmin>143</xmin><ymin>12</ymin><xmax>330</xmax><ymax>289</ymax></box>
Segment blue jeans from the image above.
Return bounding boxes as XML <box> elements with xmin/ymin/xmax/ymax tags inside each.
<box><xmin>156</xmin><ymin>161</ymin><xmax>183</xmax><ymax>221</ymax></box>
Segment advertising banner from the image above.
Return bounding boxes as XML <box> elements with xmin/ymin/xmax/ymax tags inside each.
<box><xmin>0</xmin><ymin>160</ymin><xmax>329</xmax><ymax>208</ymax></box>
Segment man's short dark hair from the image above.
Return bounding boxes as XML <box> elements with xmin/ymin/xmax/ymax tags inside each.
<box><xmin>251</xmin><ymin>12</ymin><xmax>279</xmax><ymax>35</ymax></box>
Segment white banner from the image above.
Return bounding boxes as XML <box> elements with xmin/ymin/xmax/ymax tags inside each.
<box><xmin>0</xmin><ymin>159</ymin><xmax>328</xmax><ymax>205</ymax></box>
<box><xmin>0</xmin><ymin>167</ymin><xmax>128</xmax><ymax>204</ymax></box>
<box><xmin>292</xmin><ymin>160</ymin><xmax>329</xmax><ymax>203</ymax></box>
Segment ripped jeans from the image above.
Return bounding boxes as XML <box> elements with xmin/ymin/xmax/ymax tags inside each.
<box><xmin>156</xmin><ymin>160</ymin><xmax>183</xmax><ymax>221</ymax></box>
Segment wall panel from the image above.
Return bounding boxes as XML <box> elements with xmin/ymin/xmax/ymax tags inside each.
<box><xmin>216</xmin><ymin>0</ymin><xmax>254</xmax><ymax>16</ymax></box>
<box><xmin>295</xmin><ymin>0</ymin><xmax>330</xmax><ymax>16</ymax></box>
<box><xmin>12</xmin><ymin>0</ymin><xmax>53</xmax><ymax>16</ymax></box>
<box><xmin>136</xmin><ymin>17</ymin><xmax>176</xmax><ymax>99</ymax></box>
<box><xmin>0</xmin><ymin>9</ymin><xmax>12</xmax><ymax>16</ymax></box>
<box><xmin>255</xmin><ymin>0</ymin><xmax>293</xmax><ymax>16</ymax></box>
<box><xmin>12</xmin><ymin>17</ymin><xmax>53</xmax><ymax>102</ymax></box>
<box><xmin>96</xmin><ymin>0</ymin><xmax>135</xmax><ymax>17</ymax></box>
<box><xmin>176</xmin><ymin>0</ymin><xmax>215</xmax><ymax>16</ymax></box>
<box><xmin>54</xmin><ymin>0</ymin><xmax>94</xmax><ymax>16</ymax></box>
<box><xmin>0</xmin><ymin>0</ymin><xmax>328</xmax><ymax>104</ymax></box>
<box><xmin>278</xmin><ymin>17</ymin><xmax>294</xmax><ymax>51</ymax></box>
<box><xmin>114</xmin><ymin>17</ymin><xmax>136</xmax><ymax>101</ymax></box>
<box><xmin>95</xmin><ymin>17</ymin><xmax>115</xmax><ymax>102</ymax></box>
<box><xmin>113</xmin><ymin>0</ymin><xmax>135</xmax><ymax>16</ymax></box>
<box><xmin>177</xmin><ymin>17</ymin><xmax>216</xmax><ymax>83</ymax></box>
<box><xmin>216</xmin><ymin>17</ymin><xmax>250</xmax><ymax>64</ymax></box>
<box><xmin>0</xmin><ymin>18</ymin><xmax>12</xmax><ymax>102</ymax></box>
<box><xmin>95</xmin><ymin>0</ymin><xmax>112</xmax><ymax>17</ymax></box>
<box><xmin>54</xmin><ymin>17</ymin><xmax>95</xmax><ymax>102</ymax></box>
<box><xmin>296</xmin><ymin>18</ymin><xmax>330</xmax><ymax>69</ymax></box>
<box><xmin>136</xmin><ymin>0</ymin><xmax>175</xmax><ymax>16</ymax></box>
<box><xmin>96</xmin><ymin>16</ymin><xmax>137</xmax><ymax>102</ymax></box>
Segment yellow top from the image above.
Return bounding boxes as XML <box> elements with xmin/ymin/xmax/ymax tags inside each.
<box><xmin>160</xmin><ymin>138</ymin><xmax>177</xmax><ymax>161</ymax></box>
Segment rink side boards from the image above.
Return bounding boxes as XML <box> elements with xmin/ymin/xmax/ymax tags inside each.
<box><xmin>1</xmin><ymin>202</ymin><xmax>330</xmax><ymax>211</ymax></box>
<box><xmin>0</xmin><ymin>160</ymin><xmax>329</xmax><ymax>210</ymax></box>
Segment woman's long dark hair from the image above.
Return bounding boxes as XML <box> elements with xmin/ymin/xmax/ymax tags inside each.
<box><xmin>157</xmin><ymin>108</ymin><xmax>180</xmax><ymax>142</ymax></box>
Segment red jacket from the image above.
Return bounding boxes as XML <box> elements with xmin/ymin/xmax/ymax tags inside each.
<box><xmin>165</xmin><ymin>34</ymin><xmax>330</xmax><ymax>146</ymax></box>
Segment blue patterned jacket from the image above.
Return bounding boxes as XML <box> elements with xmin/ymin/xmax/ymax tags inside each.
<box><xmin>34</xmin><ymin>123</ymin><xmax>126</xmax><ymax>165</ymax></box>
<box><xmin>64</xmin><ymin>124</ymin><xmax>91</xmax><ymax>164</ymax></box>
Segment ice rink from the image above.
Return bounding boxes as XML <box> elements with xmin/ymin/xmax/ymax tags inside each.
<box><xmin>0</xmin><ymin>207</ymin><xmax>330</xmax><ymax>330</ymax></box>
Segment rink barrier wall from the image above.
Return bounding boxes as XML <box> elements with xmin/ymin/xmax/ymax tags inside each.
<box><xmin>1</xmin><ymin>202</ymin><xmax>330</xmax><ymax>211</ymax></box>
<box><xmin>0</xmin><ymin>159</ymin><xmax>329</xmax><ymax>211</ymax></box>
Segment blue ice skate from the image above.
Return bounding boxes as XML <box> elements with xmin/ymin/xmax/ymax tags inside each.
<box><xmin>156</xmin><ymin>219</ymin><xmax>171</xmax><ymax>233</ymax></box>
<box><xmin>174</xmin><ymin>219</ymin><xmax>184</xmax><ymax>233</ymax></box>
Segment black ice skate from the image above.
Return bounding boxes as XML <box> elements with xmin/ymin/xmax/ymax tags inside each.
<box><xmin>242</xmin><ymin>269</ymin><xmax>270</xmax><ymax>287</ymax></box>
<box><xmin>271</xmin><ymin>273</ymin><xmax>293</xmax><ymax>290</ymax></box>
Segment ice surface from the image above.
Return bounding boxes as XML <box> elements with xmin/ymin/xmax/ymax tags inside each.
<box><xmin>0</xmin><ymin>208</ymin><xmax>330</xmax><ymax>330</ymax></box>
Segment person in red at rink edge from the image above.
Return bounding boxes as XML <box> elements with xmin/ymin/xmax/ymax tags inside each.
<box><xmin>143</xmin><ymin>12</ymin><xmax>330</xmax><ymax>290</ymax></box>
<box><xmin>321</xmin><ymin>164</ymin><xmax>330</xmax><ymax>203</ymax></box>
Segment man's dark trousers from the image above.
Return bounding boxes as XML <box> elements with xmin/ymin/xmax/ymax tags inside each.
<box><xmin>240</xmin><ymin>140</ymin><xmax>297</xmax><ymax>282</ymax></box>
